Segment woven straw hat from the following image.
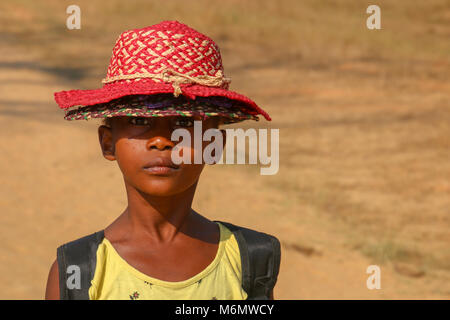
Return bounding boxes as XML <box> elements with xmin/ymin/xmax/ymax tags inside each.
<box><xmin>54</xmin><ymin>20</ymin><xmax>271</xmax><ymax>121</ymax></box>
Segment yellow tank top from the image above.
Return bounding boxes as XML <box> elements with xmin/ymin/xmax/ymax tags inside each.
<box><xmin>88</xmin><ymin>222</ymin><xmax>248</xmax><ymax>300</ymax></box>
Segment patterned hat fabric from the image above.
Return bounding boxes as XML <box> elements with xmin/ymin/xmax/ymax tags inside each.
<box><xmin>54</xmin><ymin>20</ymin><xmax>271</xmax><ymax>122</ymax></box>
<box><xmin>64</xmin><ymin>94</ymin><xmax>259</xmax><ymax>124</ymax></box>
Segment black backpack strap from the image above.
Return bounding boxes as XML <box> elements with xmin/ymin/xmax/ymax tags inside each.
<box><xmin>56</xmin><ymin>230</ymin><xmax>105</xmax><ymax>300</ymax></box>
<box><xmin>216</xmin><ymin>221</ymin><xmax>281</xmax><ymax>300</ymax></box>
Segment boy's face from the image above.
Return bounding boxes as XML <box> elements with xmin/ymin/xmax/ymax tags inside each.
<box><xmin>98</xmin><ymin>116</ymin><xmax>225</xmax><ymax>197</ymax></box>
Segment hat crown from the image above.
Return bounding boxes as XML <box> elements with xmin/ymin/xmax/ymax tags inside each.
<box><xmin>105</xmin><ymin>21</ymin><xmax>226</xmax><ymax>86</ymax></box>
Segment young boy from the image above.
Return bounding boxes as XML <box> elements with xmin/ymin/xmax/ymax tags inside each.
<box><xmin>45</xmin><ymin>21</ymin><xmax>280</xmax><ymax>300</ymax></box>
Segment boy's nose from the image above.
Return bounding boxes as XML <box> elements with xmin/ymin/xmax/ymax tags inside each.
<box><xmin>146</xmin><ymin>136</ymin><xmax>174</xmax><ymax>151</ymax></box>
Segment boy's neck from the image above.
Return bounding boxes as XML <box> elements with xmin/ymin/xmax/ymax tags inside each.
<box><xmin>119</xmin><ymin>181</ymin><xmax>199</xmax><ymax>243</ymax></box>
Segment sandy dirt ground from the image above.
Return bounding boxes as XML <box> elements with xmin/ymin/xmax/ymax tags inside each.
<box><xmin>0</xmin><ymin>0</ymin><xmax>449</xmax><ymax>299</ymax></box>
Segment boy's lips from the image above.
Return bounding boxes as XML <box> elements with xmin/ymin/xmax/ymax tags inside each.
<box><xmin>142</xmin><ymin>157</ymin><xmax>180</xmax><ymax>174</ymax></box>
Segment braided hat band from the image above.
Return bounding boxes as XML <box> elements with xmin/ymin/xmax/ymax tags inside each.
<box><xmin>102</xmin><ymin>69</ymin><xmax>231</xmax><ymax>98</ymax></box>
<box><xmin>64</xmin><ymin>94</ymin><xmax>259</xmax><ymax>124</ymax></box>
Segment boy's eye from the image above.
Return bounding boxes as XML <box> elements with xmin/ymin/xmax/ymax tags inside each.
<box><xmin>174</xmin><ymin>118</ymin><xmax>194</xmax><ymax>127</ymax></box>
<box><xmin>129</xmin><ymin>117</ymin><xmax>151</xmax><ymax>126</ymax></box>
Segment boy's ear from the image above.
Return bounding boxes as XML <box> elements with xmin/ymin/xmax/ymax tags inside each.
<box><xmin>98</xmin><ymin>125</ymin><xmax>116</xmax><ymax>161</ymax></box>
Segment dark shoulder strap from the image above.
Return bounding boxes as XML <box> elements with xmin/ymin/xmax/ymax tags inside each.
<box><xmin>56</xmin><ymin>230</ymin><xmax>105</xmax><ymax>300</ymax></box>
<box><xmin>216</xmin><ymin>221</ymin><xmax>281</xmax><ymax>300</ymax></box>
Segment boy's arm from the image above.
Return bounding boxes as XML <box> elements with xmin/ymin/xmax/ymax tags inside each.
<box><xmin>45</xmin><ymin>259</ymin><xmax>60</xmax><ymax>300</ymax></box>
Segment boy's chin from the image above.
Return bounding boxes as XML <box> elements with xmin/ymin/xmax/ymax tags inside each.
<box><xmin>136</xmin><ymin>179</ymin><xmax>198</xmax><ymax>197</ymax></box>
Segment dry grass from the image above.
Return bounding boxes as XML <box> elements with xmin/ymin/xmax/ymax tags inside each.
<box><xmin>0</xmin><ymin>0</ymin><xmax>449</xmax><ymax>299</ymax></box>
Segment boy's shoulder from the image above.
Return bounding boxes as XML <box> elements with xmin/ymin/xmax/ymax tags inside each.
<box><xmin>58</xmin><ymin>230</ymin><xmax>105</xmax><ymax>249</ymax></box>
<box><xmin>215</xmin><ymin>221</ymin><xmax>281</xmax><ymax>299</ymax></box>
<box><xmin>56</xmin><ymin>230</ymin><xmax>105</xmax><ymax>300</ymax></box>
<box><xmin>217</xmin><ymin>220</ymin><xmax>280</xmax><ymax>250</ymax></box>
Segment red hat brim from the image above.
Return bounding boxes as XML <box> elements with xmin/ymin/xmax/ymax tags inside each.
<box><xmin>54</xmin><ymin>80</ymin><xmax>271</xmax><ymax>121</ymax></box>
